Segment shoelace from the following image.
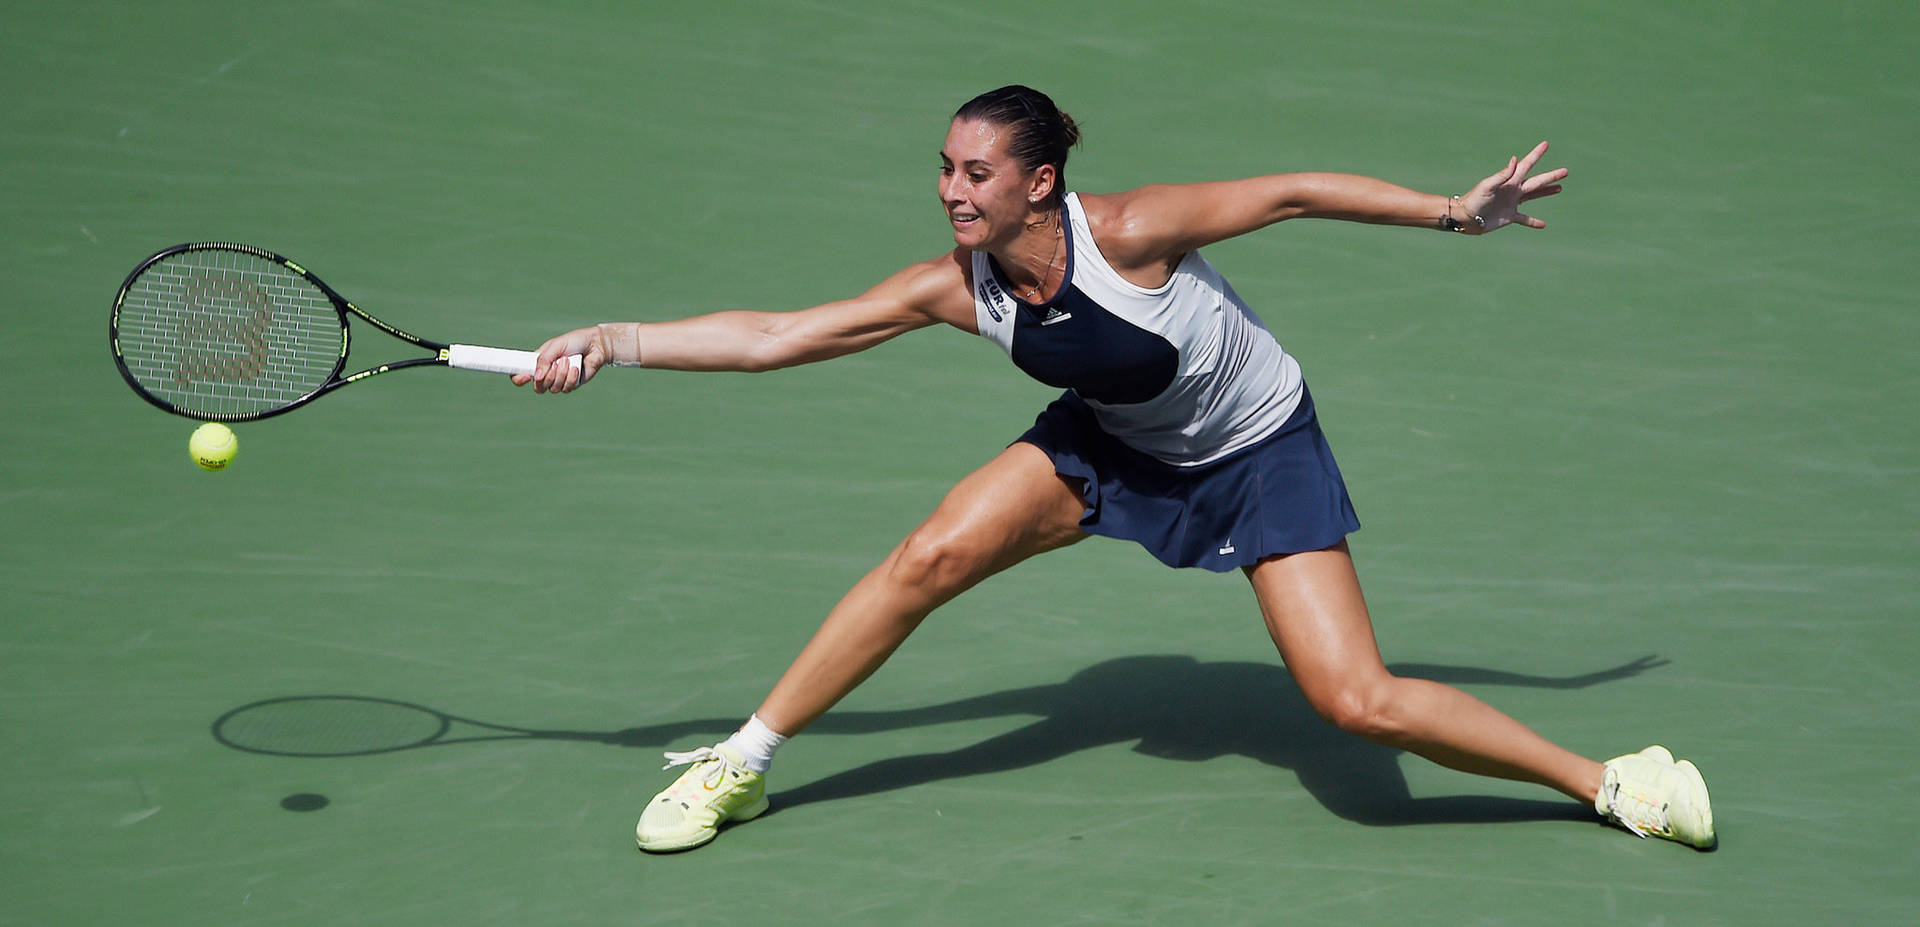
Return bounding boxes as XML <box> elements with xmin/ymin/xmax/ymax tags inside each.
<box><xmin>660</xmin><ymin>747</ymin><xmax>730</xmax><ymax>794</ymax></box>
<box><xmin>1604</xmin><ymin>775</ymin><xmax>1670</xmax><ymax>839</ymax></box>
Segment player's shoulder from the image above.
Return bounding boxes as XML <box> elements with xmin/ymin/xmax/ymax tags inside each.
<box><xmin>900</xmin><ymin>247</ymin><xmax>972</xmax><ymax>287</ymax></box>
<box><xmin>1074</xmin><ymin>187</ymin><xmax>1160</xmax><ymax>224</ymax></box>
<box><xmin>870</xmin><ymin>248</ymin><xmax>976</xmax><ymax>328</ymax></box>
<box><xmin>1074</xmin><ymin>188</ymin><xmax>1182</xmax><ymax>272</ymax></box>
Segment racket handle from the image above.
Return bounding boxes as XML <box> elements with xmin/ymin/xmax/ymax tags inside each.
<box><xmin>446</xmin><ymin>344</ymin><xmax>583</xmax><ymax>377</ymax></box>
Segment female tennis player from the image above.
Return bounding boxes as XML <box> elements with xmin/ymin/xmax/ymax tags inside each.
<box><xmin>516</xmin><ymin>85</ymin><xmax>1714</xmax><ymax>852</ymax></box>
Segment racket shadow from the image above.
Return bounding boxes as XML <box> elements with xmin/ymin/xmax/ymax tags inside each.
<box><xmin>211</xmin><ymin>655</ymin><xmax>1664</xmax><ymax>827</ymax></box>
<box><xmin>210</xmin><ymin>694</ymin><xmax>748</xmax><ymax>758</ymax></box>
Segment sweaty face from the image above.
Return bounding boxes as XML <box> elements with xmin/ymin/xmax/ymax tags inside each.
<box><xmin>938</xmin><ymin>118</ymin><xmax>1044</xmax><ymax>250</ymax></box>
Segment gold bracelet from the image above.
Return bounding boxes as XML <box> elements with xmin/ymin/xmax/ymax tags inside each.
<box><xmin>1438</xmin><ymin>195</ymin><xmax>1486</xmax><ymax>233</ymax></box>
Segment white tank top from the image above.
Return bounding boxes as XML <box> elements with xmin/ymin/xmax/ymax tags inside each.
<box><xmin>972</xmin><ymin>192</ymin><xmax>1303</xmax><ymax>467</ymax></box>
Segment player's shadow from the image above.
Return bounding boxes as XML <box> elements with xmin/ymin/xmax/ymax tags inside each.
<box><xmin>214</xmin><ymin>654</ymin><xmax>1663</xmax><ymax>828</ymax></box>
<box><xmin>615</xmin><ymin>653</ymin><xmax>1665</xmax><ymax>828</ymax></box>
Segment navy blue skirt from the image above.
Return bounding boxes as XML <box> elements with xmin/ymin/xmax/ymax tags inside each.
<box><xmin>1015</xmin><ymin>388</ymin><xmax>1360</xmax><ymax>572</ymax></box>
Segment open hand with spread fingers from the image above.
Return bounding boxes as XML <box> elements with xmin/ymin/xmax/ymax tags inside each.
<box><xmin>1452</xmin><ymin>141</ymin><xmax>1567</xmax><ymax>234</ymax></box>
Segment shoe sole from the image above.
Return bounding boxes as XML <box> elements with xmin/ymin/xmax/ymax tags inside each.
<box><xmin>636</xmin><ymin>795</ymin><xmax>771</xmax><ymax>853</ymax></box>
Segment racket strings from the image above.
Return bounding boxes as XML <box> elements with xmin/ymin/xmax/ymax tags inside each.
<box><xmin>116</xmin><ymin>248</ymin><xmax>345</xmax><ymax>418</ymax></box>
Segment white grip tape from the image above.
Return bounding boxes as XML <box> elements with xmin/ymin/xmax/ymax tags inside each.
<box><xmin>446</xmin><ymin>344</ymin><xmax>582</xmax><ymax>377</ymax></box>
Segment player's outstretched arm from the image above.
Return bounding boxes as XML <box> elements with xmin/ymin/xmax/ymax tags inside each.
<box><xmin>513</xmin><ymin>252</ymin><xmax>973</xmax><ymax>394</ymax></box>
<box><xmin>1093</xmin><ymin>142</ymin><xmax>1568</xmax><ymax>268</ymax></box>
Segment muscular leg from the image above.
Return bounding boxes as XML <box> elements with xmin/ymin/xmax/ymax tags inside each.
<box><xmin>1248</xmin><ymin>541</ymin><xmax>1604</xmax><ymax>804</ymax></box>
<box><xmin>755</xmin><ymin>442</ymin><xmax>1088</xmax><ymax>735</ymax></box>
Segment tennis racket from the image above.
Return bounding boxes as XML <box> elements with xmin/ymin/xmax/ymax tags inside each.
<box><xmin>110</xmin><ymin>242</ymin><xmax>580</xmax><ymax>422</ymax></box>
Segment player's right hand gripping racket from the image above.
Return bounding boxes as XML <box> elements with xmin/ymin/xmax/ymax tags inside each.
<box><xmin>110</xmin><ymin>242</ymin><xmax>581</xmax><ymax>422</ymax></box>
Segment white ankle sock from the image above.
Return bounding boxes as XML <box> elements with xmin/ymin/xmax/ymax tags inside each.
<box><xmin>722</xmin><ymin>714</ymin><xmax>787</xmax><ymax>773</ymax></box>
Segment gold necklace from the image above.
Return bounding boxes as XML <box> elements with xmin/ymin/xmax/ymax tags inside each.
<box><xmin>1019</xmin><ymin>214</ymin><xmax>1062</xmax><ymax>302</ymax></box>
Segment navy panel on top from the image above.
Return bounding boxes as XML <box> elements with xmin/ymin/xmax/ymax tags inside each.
<box><xmin>986</xmin><ymin>220</ymin><xmax>1178</xmax><ymax>406</ymax></box>
<box><xmin>1003</xmin><ymin>285</ymin><xmax>1178</xmax><ymax>404</ymax></box>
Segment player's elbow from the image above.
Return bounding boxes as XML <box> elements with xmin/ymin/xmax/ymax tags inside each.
<box><xmin>742</xmin><ymin>316</ymin><xmax>877</xmax><ymax>372</ymax></box>
<box><xmin>1259</xmin><ymin>174</ymin><xmax>1321</xmax><ymax>222</ymax></box>
<box><xmin>736</xmin><ymin>339</ymin><xmax>791</xmax><ymax>373</ymax></box>
<box><xmin>731</xmin><ymin>315</ymin><xmax>806</xmax><ymax>372</ymax></box>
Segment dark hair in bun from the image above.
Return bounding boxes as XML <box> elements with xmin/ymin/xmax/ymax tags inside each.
<box><xmin>954</xmin><ymin>85</ymin><xmax>1081</xmax><ymax>204</ymax></box>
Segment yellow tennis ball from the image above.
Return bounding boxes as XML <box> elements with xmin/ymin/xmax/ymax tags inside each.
<box><xmin>188</xmin><ymin>422</ymin><xmax>238</xmax><ymax>471</ymax></box>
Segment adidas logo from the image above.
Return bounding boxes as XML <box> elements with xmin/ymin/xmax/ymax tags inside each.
<box><xmin>1040</xmin><ymin>308</ymin><xmax>1073</xmax><ymax>326</ymax></box>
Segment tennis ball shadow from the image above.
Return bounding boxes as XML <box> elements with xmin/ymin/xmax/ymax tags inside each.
<box><xmin>280</xmin><ymin>793</ymin><xmax>329</xmax><ymax>812</ymax></box>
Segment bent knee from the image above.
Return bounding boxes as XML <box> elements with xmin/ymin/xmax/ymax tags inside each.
<box><xmin>888</xmin><ymin>525</ymin><xmax>996</xmax><ymax>593</ymax></box>
<box><xmin>1307</xmin><ymin>678</ymin><xmax>1411</xmax><ymax>743</ymax></box>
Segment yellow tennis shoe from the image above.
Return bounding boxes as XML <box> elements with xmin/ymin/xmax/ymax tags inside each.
<box><xmin>635</xmin><ymin>744</ymin><xmax>769</xmax><ymax>852</ymax></box>
<box><xmin>1596</xmin><ymin>745</ymin><xmax>1716</xmax><ymax>849</ymax></box>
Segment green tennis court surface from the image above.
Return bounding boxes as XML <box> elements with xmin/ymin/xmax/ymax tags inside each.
<box><xmin>4</xmin><ymin>2</ymin><xmax>1915</xmax><ymax>924</ymax></box>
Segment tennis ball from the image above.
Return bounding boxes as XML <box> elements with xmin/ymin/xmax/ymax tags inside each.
<box><xmin>188</xmin><ymin>422</ymin><xmax>238</xmax><ymax>471</ymax></box>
